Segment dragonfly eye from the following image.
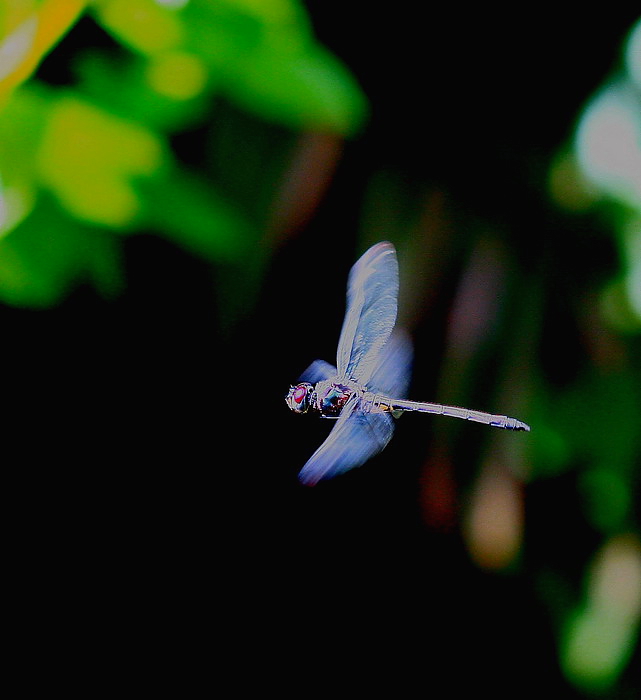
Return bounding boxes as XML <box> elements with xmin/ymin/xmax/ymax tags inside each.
<box><xmin>285</xmin><ymin>383</ymin><xmax>314</xmax><ymax>413</ymax></box>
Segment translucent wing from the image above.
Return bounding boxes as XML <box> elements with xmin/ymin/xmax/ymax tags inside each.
<box><xmin>298</xmin><ymin>360</ymin><xmax>337</xmax><ymax>384</ymax></box>
<box><xmin>298</xmin><ymin>395</ymin><xmax>395</xmax><ymax>486</ymax></box>
<box><xmin>367</xmin><ymin>329</ymin><xmax>413</xmax><ymax>398</ymax></box>
<box><xmin>336</xmin><ymin>242</ymin><xmax>399</xmax><ymax>385</ymax></box>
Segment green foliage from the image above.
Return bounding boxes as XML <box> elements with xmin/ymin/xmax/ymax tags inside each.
<box><xmin>538</xmin><ymin>19</ymin><xmax>641</xmax><ymax>694</ymax></box>
<box><xmin>0</xmin><ymin>0</ymin><xmax>367</xmax><ymax>307</ymax></box>
<box><xmin>0</xmin><ymin>193</ymin><xmax>122</xmax><ymax>306</ymax></box>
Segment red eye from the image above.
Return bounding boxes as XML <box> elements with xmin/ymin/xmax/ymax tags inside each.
<box><xmin>293</xmin><ymin>386</ymin><xmax>307</xmax><ymax>403</ymax></box>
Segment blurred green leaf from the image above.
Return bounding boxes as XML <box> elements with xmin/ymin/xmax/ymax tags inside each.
<box><xmin>579</xmin><ymin>468</ymin><xmax>633</xmax><ymax>534</ymax></box>
<box><xmin>529</xmin><ymin>420</ymin><xmax>573</xmax><ymax>479</ymax></box>
<box><xmin>36</xmin><ymin>93</ymin><xmax>165</xmax><ymax>228</ymax></box>
<box><xmin>74</xmin><ymin>51</ymin><xmax>212</xmax><ymax>133</ymax></box>
<box><xmin>226</xmin><ymin>41</ymin><xmax>369</xmax><ymax>135</ymax></box>
<box><xmin>562</xmin><ymin>602</ymin><xmax>638</xmax><ymax>694</ymax></box>
<box><xmin>533</xmin><ymin>367</ymin><xmax>641</xmax><ymax>532</ymax></box>
<box><xmin>92</xmin><ymin>0</ymin><xmax>184</xmax><ymax>55</ymax></box>
<box><xmin>0</xmin><ymin>0</ymin><xmax>368</xmax><ymax>307</ymax></box>
<box><xmin>0</xmin><ymin>195</ymin><xmax>122</xmax><ymax>307</ymax></box>
<box><xmin>182</xmin><ymin>0</ymin><xmax>368</xmax><ymax>134</ymax></box>
<box><xmin>561</xmin><ymin>535</ymin><xmax>641</xmax><ymax>694</ymax></box>
<box><xmin>91</xmin><ymin>0</ymin><xmax>368</xmax><ymax>135</ymax></box>
<box><xmin>183</xmin><ymin>0</ymin><xmax>313</xmax><ymax>65</ymax></box>
<box><xmin>0</xmin><ymin>86</ymin><xmax>46</xmax><ymax>232</ymax></box>
<box><xmin>557</xmin><ymin>369</ymin><xmax>641</xmax><ymax>475</ymax></box>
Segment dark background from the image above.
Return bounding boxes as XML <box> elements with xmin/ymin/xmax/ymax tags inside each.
<box><xmin>4</xmin><ymin>4</ymin><xmax>639</xmax><ymax>695</ymax></box>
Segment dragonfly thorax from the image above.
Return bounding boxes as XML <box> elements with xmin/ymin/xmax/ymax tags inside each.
<box><xmin>313</xmin><ymin>379</ymin><xmax>355</xmax><ymax>417</ymax></box>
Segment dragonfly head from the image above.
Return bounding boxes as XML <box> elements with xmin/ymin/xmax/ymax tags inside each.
<box><xmin>285</xmin><ymin>382</ymin><xmax>315</xmax><ymax>413</ymax></box>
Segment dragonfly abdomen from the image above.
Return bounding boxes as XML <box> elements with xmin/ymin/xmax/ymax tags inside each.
<box><xmin>368</xmin><ymin>394</ymin><xmax>530</xmax><ymax>431</ymax></box>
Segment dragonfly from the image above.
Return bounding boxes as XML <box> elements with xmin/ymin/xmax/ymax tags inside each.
<box><xmin>286</xmin><ymin>241</ymin><xmax>530</xmax><ymax>486</ymax></box>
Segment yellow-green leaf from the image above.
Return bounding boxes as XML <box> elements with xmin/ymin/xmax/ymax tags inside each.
<box><xmin>36</xmin><ymin>94</ymin><xmax>165</xmax><ymax>227</ymax></box>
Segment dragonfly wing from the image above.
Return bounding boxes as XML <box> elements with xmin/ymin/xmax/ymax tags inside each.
<box><xmin>336</xmin><ymin>242</ymin><xmax>399</xmax><ymax>386</ymax></box>
<box><xmin>367</xmin><ymin>329</ymin><xmax>413</xmax><ymax>398</ymax></box>
<box><xmin>298</xmin><ymin>359</ymin><xmax>337</xmax><ymax>384</ymax></box>
<box><xmin>298</xmin><ymin>395</ymin><xmax>395</xmax><ymax>486</ymax></box>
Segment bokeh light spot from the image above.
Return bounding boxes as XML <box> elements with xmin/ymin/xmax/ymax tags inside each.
<box><xmin>625</xmin><ymin>17</ymin><xmax>641</xmax><ymax>91</ymax></box>
<box><xmin>0</xmin><ymin>15</ymin><xmax>38</xmax><ymax>82</ymax></box>
<box><xmin>464</xmin><ymin>459</ymin><xmax>523</xmax><ymax>570</ymax></box>
<box><xmin>562</xmin><ymin>535</ymin><xmax>641</xmax><ymax>692</ymax></box>
<box><xmin>575</xmin><ymin>83</ymin><xmax>641</xmax><ymax>209</ymax></box>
